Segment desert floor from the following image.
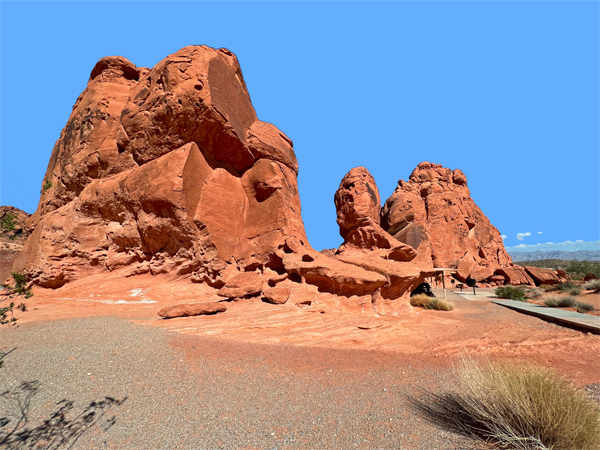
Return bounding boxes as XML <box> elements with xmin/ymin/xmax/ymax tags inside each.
<box><xmin>1</xmin><ymin>274</ymin><xmax>598</xmax><ymax>449</ymax></box>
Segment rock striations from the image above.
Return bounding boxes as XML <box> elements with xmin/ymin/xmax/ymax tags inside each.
<box><xmin>11</xmin><ymin>46</ymin><xmax>526</xmax><ymax>314</ymax></box>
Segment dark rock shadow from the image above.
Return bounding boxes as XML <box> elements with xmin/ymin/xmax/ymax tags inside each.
<box><xmin>0</xmin><ymin>380</ymin><xmax>127</xmax><ymax>449</ymax></box>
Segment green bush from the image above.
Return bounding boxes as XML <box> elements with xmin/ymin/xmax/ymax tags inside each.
<box><xmin>42</xmin><ymin>178</ymin><xmax>53</xmax><ymax>193</ymax></box>
<box><xmin>411</xmin><ymin>357</ymin><xmax>600</xmax><ymax>449</ymax></box>
<box><xmin>565</xmin><ymin>261</ymin><xmax>600</xmax><ymax>280</ymax></box>
<box><xmin>1</xmin><ymin>272</ymin><xmax>33</xmax><ymax>325</ymax></box>
<box><xmin>0</xmin><ymin>212</ymin><xmax>17</xmax><ymax>235</ymax></box>
<box><xmin>495</xmin><ymin>286</ymin><xmax>527</xmax><ymax>301</ymax></box>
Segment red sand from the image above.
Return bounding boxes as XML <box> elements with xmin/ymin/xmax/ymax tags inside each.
<box><xmin>6</xmin><ymin>271</ymin><xmax>599</xmax><ymax>386</ymax></box>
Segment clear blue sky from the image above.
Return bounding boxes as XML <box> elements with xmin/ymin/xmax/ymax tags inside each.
<box><xmin>1</xmin><ymin>2</ymin><xmax>598</xmax><ymax>252</ymax></box>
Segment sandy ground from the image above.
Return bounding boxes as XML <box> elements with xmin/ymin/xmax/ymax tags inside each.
<box><xmin>1</xmin><ymin>272</ymin><xmax>599</xmax><ymax>449</ymax></box>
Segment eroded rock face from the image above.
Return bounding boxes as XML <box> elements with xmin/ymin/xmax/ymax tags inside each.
<box><xmin>0</xmin><ymin>206</ymin><xmax>32</xmax><ymax>283</ymax></box>
<box><xmin>14</xmin><ymin>46</ymin><xmax>311</xmax><ymax>290</ymax></box>
<box><xmin>381</xmin><ymin>162</ymin><xmax>515</xmax><ymax>282</ymax></box>
<box><xmin>524</xmin><ymin>266</ymin><xmax>561</xmax><ymax>286</ymax></box>
<box><xmin>14</xmin><ymin>46</ymin><xmax>418</xmax><ymax>306</ymax></box>
<box><xmin>331</xmin><ymin>167</ymin><xmax>430</xmax><ymax>301</ymax></box>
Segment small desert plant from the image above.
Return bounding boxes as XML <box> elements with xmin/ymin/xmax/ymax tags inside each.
<box><xmin>42</xmin><ymin>178</ymin><xmax>53</xmax><ymax>193</ymax></box>
<box><xmin>410</xmin><ymin>356</ymin><xmax>600</xmax><ymax>450</ymax></box>
<box><xmin>410</xmin><ymin>294</ymin><xmax>454</xmax><ymax>311</ymax></box>
<box><xmin>576</xmin><ymin>302</ymin><xmax>595</xmax><ymax>313</ymax></box>
<box><xmin>544</xmin><ymin>296</ymin><xmax>596</xmax><ymax>313</ymax></box>
<box><xmin>544</xmin><ymin>295</ymin><xmax>577</xmax><ymax>308</ymax></box>
<box><xmin>582</xmin><ymin>279</ymin><xmax>600</xmax><ymax>290</ymax></box>
<box><xmin>0</xmin><ymin>302</ymin><xmax>18</xmax><ymax>325</ymax></box>
<box><xmin>540</xmin><ymin>284</ymin><xmax>559</xmax><ymax>292</ymax></box>
<box><xmin>525</xmin><ymin>288</ymin><xmax>543</xmax><ymax>299</ymax></box>
<box><xmin>0</xmin><ymin>211</ymin><xmax>17</xmax><ymax>235</ymax></box>
<box><xmin>557</xmin><ymin>281</ymin><xmax>577</xmax><ymax>291</ymax></box>
<box><xmin>1</xmin><ymin>272</ymin><xmax>32</xmax><ymax>325</ymax></box>
<box><xmin>569</xmin><ymin>286</ymin><xmax>582</xmax><ymax>296</ymax></box>
<box><xmin>495</xmin><ymin>285</ymin><xmax>527</xmax><ymax>301</ymax></box>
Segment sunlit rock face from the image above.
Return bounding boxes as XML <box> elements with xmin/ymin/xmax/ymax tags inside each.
<box><xmin>381</xmin><ymin>162</ymin><xmax>514</xmax><ymax>283</ymax></box>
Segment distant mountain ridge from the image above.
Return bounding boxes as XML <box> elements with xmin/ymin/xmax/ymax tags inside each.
<box><xmin>509</xmin><ymin>250</ymin><xmax>600</xmax><ymax>262</ymax></box>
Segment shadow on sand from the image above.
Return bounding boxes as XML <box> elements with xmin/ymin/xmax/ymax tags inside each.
<box><xmin>0</xmin><ymin>380</ymin><xmax>127</xmax><ymax>449</ymax></box>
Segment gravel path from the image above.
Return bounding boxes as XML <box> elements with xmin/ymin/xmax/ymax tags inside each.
<box><xmin>0</xmin><ymin>317</ymin><xmax>477</xmax><ymax>450</ymax></box>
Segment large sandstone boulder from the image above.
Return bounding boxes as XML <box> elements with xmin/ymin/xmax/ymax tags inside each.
<box><xmin>495</xmin><ymin>267</ymin><xmax>535</xmax><ymax>286</ymax></box>
<box><xmin>13</xmin><ymin>46</ymin><xmax>421</xmax><ymax>305</ymax></box>
<box><xmin>381</xmin><ymin>162</ymin><xmax>514</xmax><ymax>281</ymax></box>
<box><xmin>14</xmin><ymin>46</ymin><xmax>313</xmax><ymax>289</ymax></box>
<box><xmin>158</xmin><ymin>302</ymin><xmax>226</xmax><ymax>319</ymax></box>
<box><xmin>524</xmin><ymin>266</ymin><xmax>561</xmax><ymax>286</ymax></box>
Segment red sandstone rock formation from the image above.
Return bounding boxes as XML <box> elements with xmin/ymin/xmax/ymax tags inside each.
<box><xmin>158</xmin><ymin>302</ymin><xmax>226</xmax><ymax>318</ymax></box>
<box><xmin>524</xmin><ymin>266</ymin><xmax>561</xmax><ymax>286</ymax></box>
<box><xmin>331</xmin><ymin>167</ymin><xmax>432</xmax><ymax>301</ymax></box>
<box><xmin>381</xmin><ymin>162</ymin><xmax>518</xmax><ymax>284</ymax></box>
<box><xmin>495</xmin><ymin>267</ymin><xmax>535</xmax><ymax>286</ymax></box>
<box><xmin>12</xmin><ymin>46</ymin><xmax>410</xmax><ymax>307</ymax></box>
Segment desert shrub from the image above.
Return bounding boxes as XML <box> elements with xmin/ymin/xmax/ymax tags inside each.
<box><xmin>0</xmin><ymin>212</ymin><xmax>17</xmax><ymax>235</ymax></box>
<box><xmin>576</xmin><ymin>302</ymin><xmax>595</xmax><ymax>313</ymax></box>
<box><xmin>411</xmin><ymin>357</ymin><xmax>600</xmax><ymax>450</ymax></box>
<box><xmin>525</xmin><ymin>288</ymin><xmax>543</xmax><ymax>299</ymax></box>
<box><xmin>558</xmin><ymin>281</ymin><xmax>577</xmax><ymax>292</ymax></box>
<box><xmin>42</xmin><ymin>178</ymin><xmax>53</xmax><ymax>193</ymax></box>
<box><xmin>0</xmin><ymin>302</ymin><xmax>18</xmax><ymax>325</ymax></box>
<box><xmin>583</xmin><ymin>279</ymin><xmax>600</xmax><ymax>290</ymax></box>
<box><xmin>410</xmin><ymin>294</ymin><xmax>454</xmax><ymax>311</ymax></box>
<box><xmin>495</xmin><ymin>286</ymin><xmax>526</xmax><ymax>301</ymax></box>
<box><xmin>569</xmin><ymin>287</ymin><xmax>582</xmax><ymax>296</ymax></box>
<box><xmin>544</xmin><ymin>295</ymin><xmax>577</xmax><ymax>308</ymax></box>
<box><xmin>565</xmin><ymin>261</ymin><xmax>600</xmax><ymax>280</ymax></box>
<box><xmin>539</xmin><ymin>284</ymin><xmax>558</xmax><ymax>292</ymax></box>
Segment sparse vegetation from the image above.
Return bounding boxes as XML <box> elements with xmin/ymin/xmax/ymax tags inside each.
<box><xmin>569</xmin><ymin>286</ymin><xmax>582</xmax><ymax>296</ymax></box>
<box><xmin>515</xmin><ymin>259</ymin><xmax>600</xmax><ymax>281</ymax></box>
<box><xmin>0</xmin><ymin>212</ymin><xmax>17</xmax><ymax>236</ymax></box>
<box><xmin>1</xmin><ymin>273</ymin><xmax>32</xmax><ymax>325</ymax></box>
<box><xmin>495</xmin><ymin>285</ymin><xmax>527</xmax><ymax>301</ymax></box>
<box><xmin>410</xmin><ymin>356</ymin><xmax>600</xmax><ymax>450</ymax></box>
<box><xmin>583</xmin><ymin>279</ymin><xmax>600</xmax><ymax>290</ymax></box>
<box><xmin>0</xmin><ymin>302</ymin><xmax>18</xmax><ymax>325</ymax></box>
<box><xmin>544</xmin><ymin>295</ymin><xmax>577</xmax><ymax>308</ymax></box>
<box><xmin>525</xmin><ymin>287</ymin><xmax>543</xmax><ymax>299</ymax></box>
<box><xmin>544</xmin><ymin>295</ymin><xmax>595</xmax><ymax>313</ymax></box>
<box><xmin>576</xmin><ymin>302</ymin><xmax>595</xmax><ymax>313</ymax></box>
<box><xmin>410</xmin><ymin>294</ymin><xmax>454</xmax><ymax>311</ymax></box>
<box><xmin>42</xmin><ymin>178</ymin><xmax>53</xmax><ymax>193</ymax></box>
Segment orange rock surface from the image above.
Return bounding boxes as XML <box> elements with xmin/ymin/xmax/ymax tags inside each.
<box><xmin>11</xmin><ymin>46</ymin><xmax>429</xmax><ymax>308</ymax></box>
<box><xmin>381</xmin><ymin>162</ymin><xmax>519</xmax><ymax>284</ymax></box>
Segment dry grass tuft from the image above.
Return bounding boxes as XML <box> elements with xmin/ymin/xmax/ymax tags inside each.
<box><xmin>410</xmin><ymin>294</ymin><xmax>454</xmax><ymax>311</ymax></box>
<box><xmin>410</xmin><ymin>357</ymin><xmax>600</xmax><ymax>450</ymax></box>
<box><xmin>544</xmin><ymin>296</ymin><xmax>595</xmax><ymax>312</ymax></box>
<box><xmin>544</xmin><ymin>295</ymin><xmax>577</xmax><ymax>308</ymax></box>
